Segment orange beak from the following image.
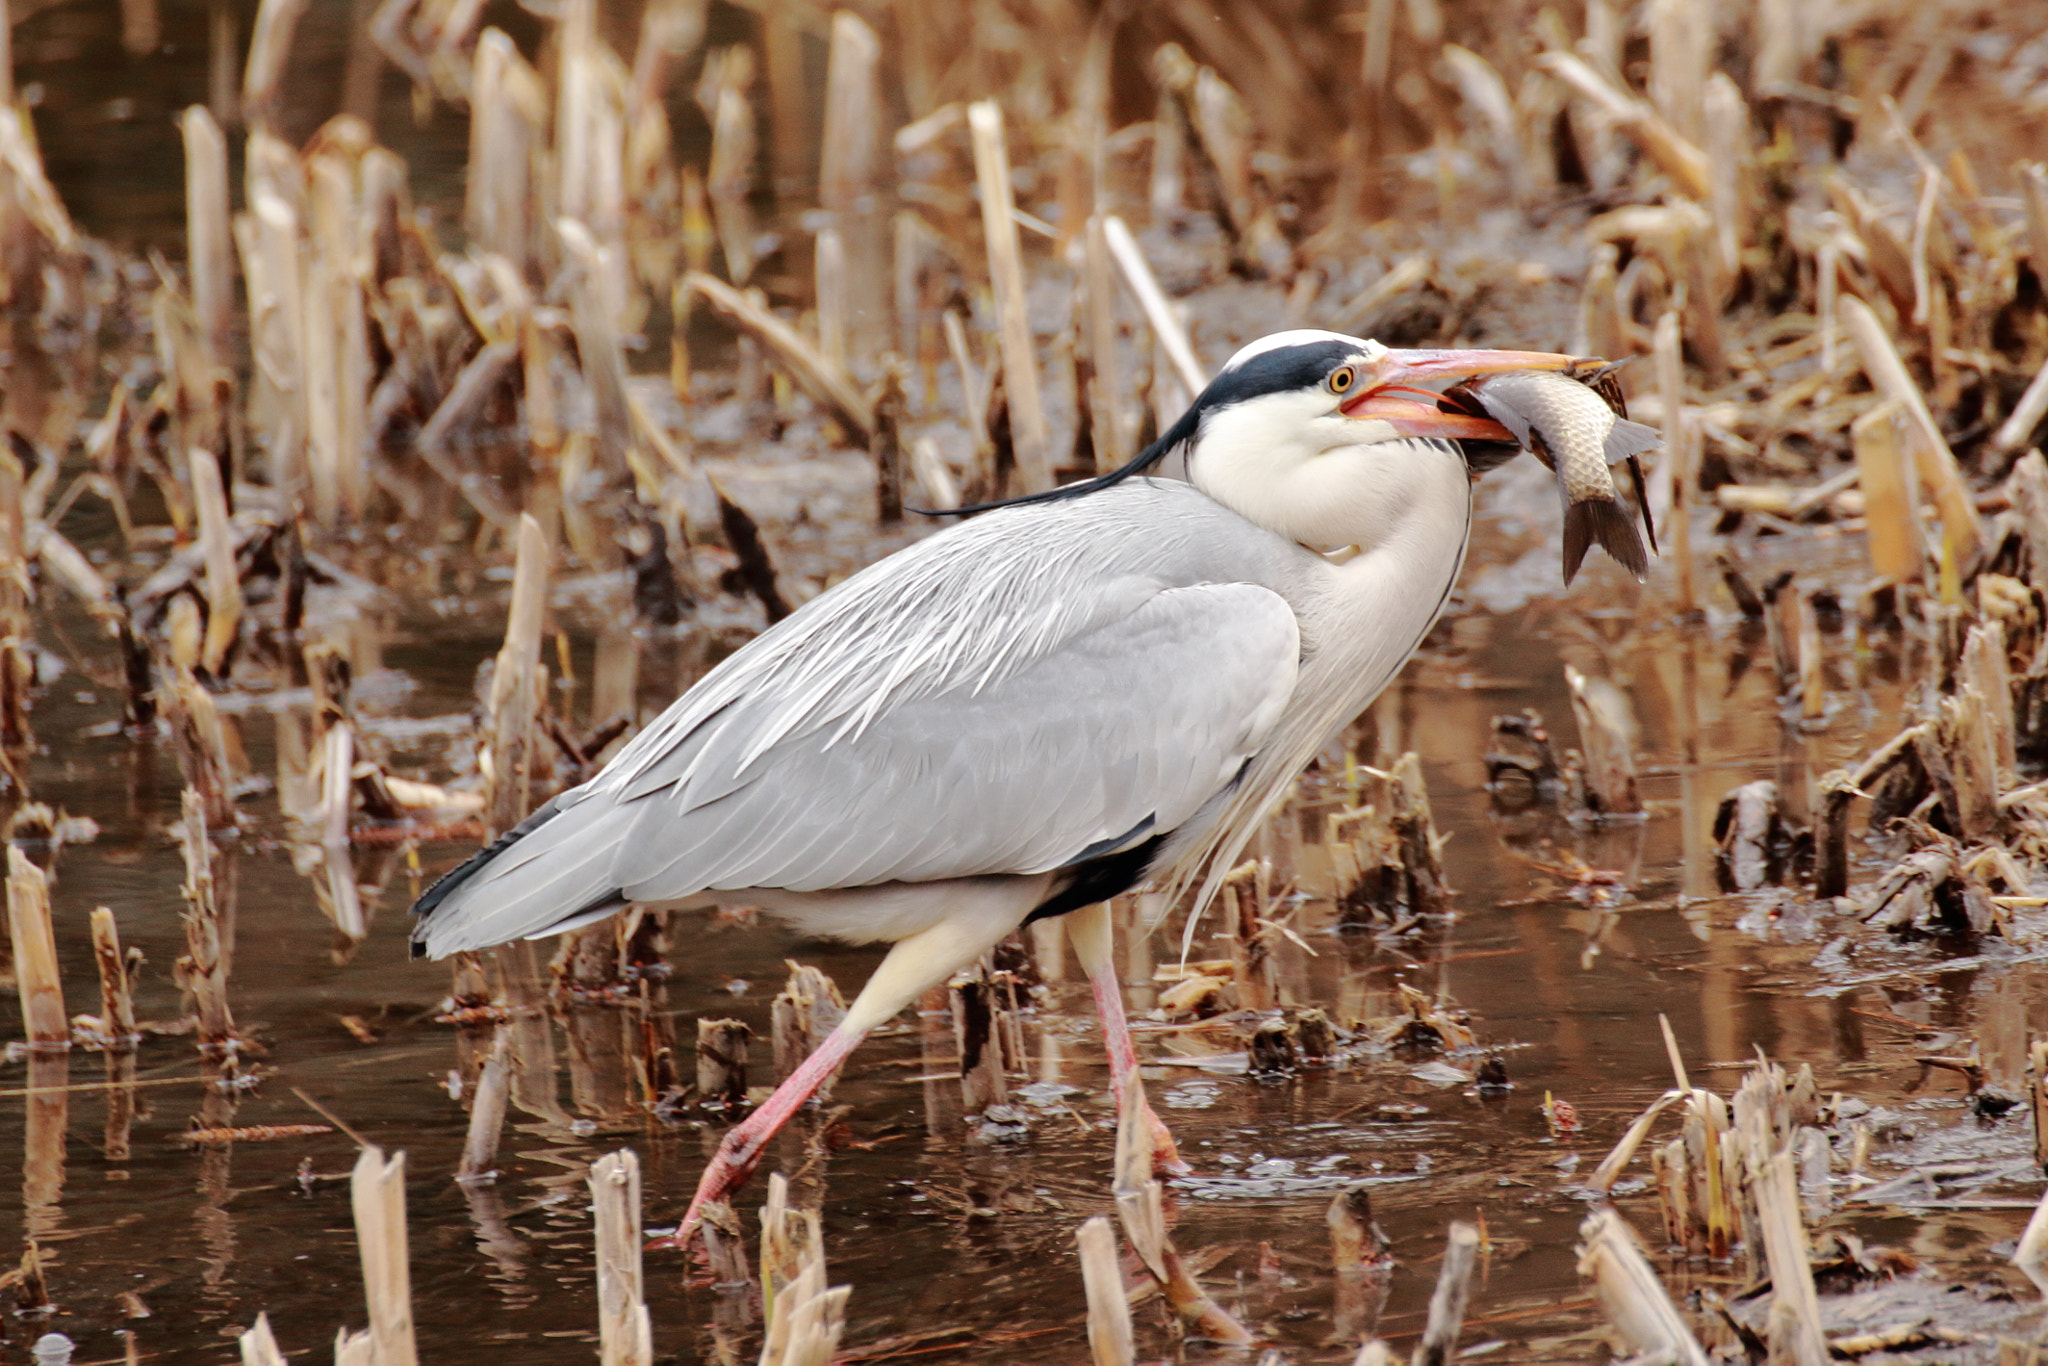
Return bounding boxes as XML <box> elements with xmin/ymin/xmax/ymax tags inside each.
<box><xmin>1338</xmin><ymin>346</ymin><xmax>1585</xmax><ymax>440</ymax></box>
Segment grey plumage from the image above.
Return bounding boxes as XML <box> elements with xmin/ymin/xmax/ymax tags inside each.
<box><xmin>415</xmin><ymin>480</ymin><xmax>1315</xmax><ymax>957</ymax></box>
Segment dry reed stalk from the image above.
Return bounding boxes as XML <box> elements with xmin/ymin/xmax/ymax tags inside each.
<box><xmin>1413</xmin><ymin>1222</ymin><xmax>1481</xmax><ymax>1366</ymax></box>
<box><xmin>1646</xmin><ymin>0</ymin><xmax>1708</xmax><ymax>146</ymax></box>
<box><xmin>685</xmin><ymin>273</ymin><xmax>873</xmax><ymax>439</ymax></box>
<box><xmin>772</xmin><ymin>963</ymin><xmax>847</xmax><ymax>1091</ymax></box>
<box><xmin>1963</xmin><ymin>622</ymin><xmax>2017</xmax><ymax>783</ymax></box>
<box><xmin>909</xmin><ymin>438</ymin><xmax>959</xmax><ymax>511</ymax></box>
<box><xmin>950</xmin><ymin>964</ymin><xmax>1010</xmax><ymax>1112</ymax></box>
<box><xmin>1083</xmin><ymin>216</ymin><xmax>1130</xmax><ymax>472</ymax></box>
<box><xmin>351</xmin><ymin>1146</ymin><xmax>418</xmax><ymax>1366</ymax></box>
<box><xmin>556</xmin><ymin>1</ymin><xmax>631</xmax><ymax>309</ymax></box>
<box><xmin>484</xmin><ymin>515</ymin><xmax>549</xmax><ymax>837</ymax></box>
<box><xmin>1944</xmin><ymin>689</ymin><xmax>2003</xmax><ymax>842</ymax></box>
<box><xmin>814</xmin><ymin>228</ymin><xmax>848</xmax><ymax>373</ymax></box>
<box><xmin>241</xmin><ymin>0</ymin><xmax>309</xmax><ymax>120</ymax></box>
<box><xmin>1076</xmin><ymin>1216</ymin><xmax>1134</xmax><ymax>1366</ymax></box>
<box><xmin>758</xmin><ymin>1228</ymin><xmax>849</xmax><ymax>1366</ymax></box>
<box><xmin>1752</xmin><ymin>1149</ymin><xmax>1826</xmax><ymax>1366</ymax></box>
<box><xmin>480</xmin><ymin>255</ymin><xmax>557</xmax><ymax>455</ymax></box>
<box><xmin>557</xmin><ymin>218</ymin><xmax>635</xmax><ymax>460</ymax></box>
<box><xmin>2014</xmin><ymin>1183</ymin><xmax>2048</xmax><ymax>1293</ymax></box>
<box><xmin>702</xmin><ymin>47</ymin><xmax>757</xmax><ymax>285</ymax></box>
<box><xmin>455</xmin><ymin>1030</ymin><xmax>512</xmax><ymax>1184</ymax></box>
<box><xmin>313</xmin><ymin>719</ymin><xmax>367</xmax><ymax>939</ymax></box>
<box><xmin>1564</xmin><ymin>665</ymin><xmax>1641</xmax><ymax>815</ymax></box>
<box><xmin>7</xmin><ymin>847</ymin><xmax>66</xmax><ymax>1050</ymax></box>
<box><xmin>307</xmin><ymin>154</ymin><xmax>371</xmax><ymax>523</ymax></box>
<box><xmin>1110</xmin><ymin>1077</ymin><xmax>1252</xmax><ymax>1343</ymax></box>
<box><xmin>179</xmin><ymin>107</ymin><xmax>232</xmax><ymax>363</ymax></box>
<box><xmin>178</xmin><ymin>788</ymin><xmax>236</xmax><ymax>1050</ymax></box>
<box><xmin>1441</xmin><ymin>46</ymin><xmax>1521</xmax><ymax>200</ymax></box>
<box><xmin>245</xmin><ymin>189</ymin><xmax>307</xmax><ymax>504</ymax></box>
<box><xmin>1838</xmin><ymin>295</ymin><xmax>1983</xmax><ymax>561</ymax></box>
<box><xmin>1576</xmin><ymin>1210</ymin><xmax>1710</xmax><ymax>1366</ymax></box>
<box><xmin>1995</xmin><ymin>350</ymin><xmax>2048</xmax><ymax>456</ymax></box>
<box><xmin>1702</xmin><ymin>74</ymin><xmax>1747</xmax><ymax>279</ymax></box>
<box><xmin>1852</xmin><ymin>401</ymin><xmax>1924</xmax><ymax>583</ymax></box>
<box><xmin>942</xmin><ymin>310</ymin><xmax>992</xmax><ymax>450</ymax></box>
<box><xmin>819</xmin><ymin>12</ymin><xmax>880</xmax><ymax>216</ymax></box>
<box><xmin>1535</xmin><ymin>51</ymin><xmax>1710</xmax><ymax>200</ymax></box>
<box><xmin>190</xmin><ymin>449</ymin><xmax>241</xmax><ymax>678</ymax></box>
<box><xmin>162</xmin><ymin>665</ymin><xmax>235</xmax><ymax>827</ymax></box>
<box><xmin>2034</xmin><ymin>1039</ymin><xmax>2048</xmax><ymax>1176</ymax></box>
<box><xmin>1102</xmin><ymin>215</ymin><xmax>1207</xmax><ymax>396</ymax></box>
<box><xmin>89</xmin><ymin>908</ymin><xmax>137</xmax><ymax>1049</ymax></box>
<box><xmin>694</xmin><ymin>1018</ymin><xmax>750</xmax><ymax>1111</ymax></box>
<box><xmin>1587</xmin><ymin>1090</ymin><xmax>1685</xmax><ymax>1192</ymax></box>
<box><xmin>239</xmin><ymin>1313</ymin><xmax>286</xmax><ymax>1366</ymax></box>
<box><xmin>1353</xmin><ymin>1345</ymin><xmax>1396</xmax><ymax>1366</ymax></box>
<box><xmin>968</xmin><ymin>102</ymin><xmax>1052</xmax><ymax>495</ymax></box>
<box><xmin>1652</xmin><ymin>311</ymin><xmax>1697</xmax><ymax>613</ymax></box>
<box><xmin>467</xmin><ymin>32</ymin><xmax>546</xmax><ymax>272</ymax></box>
<box><xmin>1224</xmin><ymin>861</ymin><xmax>1275</xmax><ymax>1011</ymax></box>
<box><xmin>591</xmin><ymin>1149</ymin><xmax>653</xmax><ymax>1366</ymax></box>
<box><xmin>1796</xmin><ymin>595</ymin><xmax>1825</xmax><ymax>721</ymax></box>
<box><xmin>33</xmin><ymin>527</ymin><xmax>121</xmax><ymax>637</ymax></box>
<box><xmin>870</xmin><ymin>367</ymin><xmax>906</xmax><ymax>525</ymax></box>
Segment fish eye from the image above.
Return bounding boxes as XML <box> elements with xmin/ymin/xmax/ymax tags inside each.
<box><xmin>1327</xmin><ymin>365</ymin><xmax>1356</xmax><ymax>394</ymax></box>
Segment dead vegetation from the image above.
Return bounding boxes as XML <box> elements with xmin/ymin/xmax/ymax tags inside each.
<box><xmin>9</xmin><ymin>0</ymin><xmax>2048</xmax><ymax>1361</ymax></box>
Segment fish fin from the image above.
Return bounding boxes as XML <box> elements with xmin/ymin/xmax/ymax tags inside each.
<box><xmin>1604</xmin><ymin>419</ymin><xmax>1663</xmax><ymax>461</ymax></box>
<box><xmin>1563</xmin><ymin>498</ymin><xmax>1649</xmax><ymax>585</ymax></box>
<box><xmin>1624</xmin><ymin>454</ymin><xmax>1659</xmax><ymax>556</ymax></box>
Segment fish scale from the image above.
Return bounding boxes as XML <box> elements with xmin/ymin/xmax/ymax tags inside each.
<box><xmin>1471</xmin><ymin>369</ymin><xmax>1662</xmax><ymax>585</ymax></box>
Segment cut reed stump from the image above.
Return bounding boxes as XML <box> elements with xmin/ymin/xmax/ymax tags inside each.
<box><xmin>1564</xmin><ymin>665</ymin><xmax>1641</xmax><ymax>816</ymax></box>
<box><xmin>1576</xmin><ymin>1210</ymin><xmax>1709</xmax><ymax>1365</ymax></box>
<box><xmin>6</xmin><ymin>847</ymin><xmax>66</xmax><ymax>1050</ymax></box>
<box><xmin>89</xmin><ymin>907</ymin><xmax>138</xmax><ymax>1050</ymax></box>
<box><xmin>590</xmin><ymin>1149</ymin><xmax>653</xmax><ymax>1366</ymax></box>
<box><xmin>238</xmin><ymin>1313</ymin><xmax>286</xmax><ymax>1366</ymax></box>
<box><xmin>758</xmin><ymin>1171</ymin><xmax>851</xmax><ymax>1366</ymax></box>
<box><xmin>694</xmin><ymin>1018</ymin><xmax>751</xmax><ymax>1113</ymax></box>
<box><xmin>456</xmin><ymin>1031</ymin><xmax>512</xmax><ymax>1184</ymax></box>
<box><xmin>950</xmin><ymin>963</ymin><xmax>1010</xmax><ymax>1113</ymax></box>
<box><xmin>772</xmin><ymin>963</ymin><xmax>847</xmax><ymax>1092</ymax></box>
<box><xmin>1413</xmin><ymin>1222</ymin><xmax>1481</xmax><ymax>1366</ymax></box>
<box><xmin>176</xmin><ymin>790</ymin><xmax>235</xmax><ymax>1053</ymax></box>
<box><xmin>1111</xmin><ymin>1076</ymin><xmax>1252</xmax><ymax>1344</ymax></box>
<box><xmin>484</xmin><ymin>514</ymin><xmax>550</xmax><ymax>838</ymax></box>
<box><xmin>1076</xmin><ymin>1216</ymin><xmax>1134</xmax><ymax>1366</ymax></box>
<box><xmin>350</xmin><ymin>1146</ymin><xmax>418</xmax><ymax>1366</ymax></box>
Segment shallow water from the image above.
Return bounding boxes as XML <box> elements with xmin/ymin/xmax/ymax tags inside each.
<box><xmin>8</xmin><ymin>3</ymin><xmax>2048</xmax><ymax>1364</ymax></box>
<box><xmin>11</xmin><ymin>459</ymin><xmax>2048</xmax><ymax>1364</ymax></box>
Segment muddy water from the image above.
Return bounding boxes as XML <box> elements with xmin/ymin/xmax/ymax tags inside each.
<box><xmin>9</xmin><ymin>4</ymin><xmax>2048</xmax><ymax>1365</ymax></box>
<box><xmin>10</xmin><ymin>457</ymin><xmax>2047</xmax><ymax>1365</ymax></box>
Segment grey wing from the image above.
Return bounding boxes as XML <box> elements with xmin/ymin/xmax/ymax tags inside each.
<box><xmin>415</xmin><ymin>581</ymin><xmax>1299</xmax><ymax>954</ymax></box>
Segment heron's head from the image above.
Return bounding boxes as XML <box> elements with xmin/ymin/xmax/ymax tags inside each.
<box><xmin>1180</xmin><ymin>329</ymin><xmax>1579</xmax><ymax>549</ymax></box>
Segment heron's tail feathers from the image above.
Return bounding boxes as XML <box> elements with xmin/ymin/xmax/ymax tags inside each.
<box><xmin>409</xmin><ymin>793</ymin><xmax>627</xmax><ymax>959</ymax></box>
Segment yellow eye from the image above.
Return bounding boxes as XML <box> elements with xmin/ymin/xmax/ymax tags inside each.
<box><xmin>1327</xmin><ymin>366</ymin><xmax>1356</xmax><ymax>394</ymax></box>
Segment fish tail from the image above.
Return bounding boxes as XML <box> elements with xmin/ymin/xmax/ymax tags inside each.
<box><xmin>1562</xmin><ymin>498</ymin><xmax>1650</xmax><ymax>585</ymax></box>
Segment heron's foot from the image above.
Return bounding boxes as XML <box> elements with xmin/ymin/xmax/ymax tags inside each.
<box><xmin>648</xmin><ymin>1127</ymin><xmax>764</xmax><ymax>1251</ymax></box>
<box><xmin>1145</xmin><ymin>1102</ymin><xmax>1191</xmax><ymax>1178</ymax></box>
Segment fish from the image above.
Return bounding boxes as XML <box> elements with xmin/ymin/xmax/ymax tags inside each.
<box><xmin>1465</xmin><ymin>367</ymin><xmax>1661</xmax><ymax>586</ymax></box>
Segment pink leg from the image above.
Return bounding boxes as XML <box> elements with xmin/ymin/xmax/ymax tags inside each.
<box><xmin>650</xmin><ymin>1023</ymin><xmax>867</xmax><ymax>1250</ymax></box>
<box><xmin>1072</xmin><ymin>904</ymin><xmax>1189</xmax><ymax>1176</ymax></box>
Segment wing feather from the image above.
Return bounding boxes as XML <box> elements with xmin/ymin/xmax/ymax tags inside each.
<box><xmin>414</xmin><ymin>481</ymin><xmax>1312</xmax><ymax>954</ymax></box>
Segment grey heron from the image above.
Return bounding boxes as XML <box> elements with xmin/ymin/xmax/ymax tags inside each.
<box><xmin>410</xmin><ymin>328</ymin><xmax>1604</xmax><ymax>1244</ymax></box>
